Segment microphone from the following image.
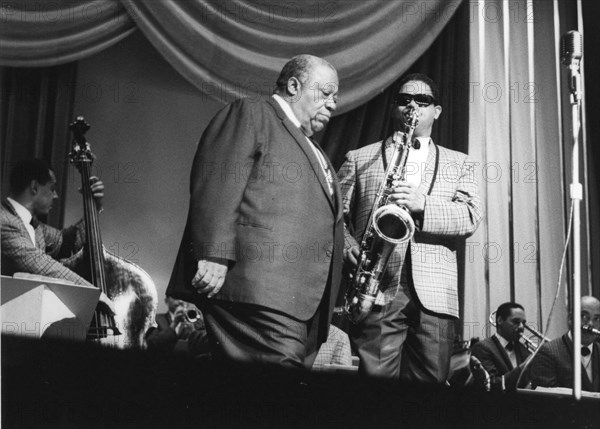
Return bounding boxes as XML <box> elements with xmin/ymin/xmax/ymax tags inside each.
<box><xmin>561</xmin><ymin>30</ymin><xmax>583</xmax><ymax>67</ymax></box>
<box><xmin>561</xmin><ymin>30</ymin><xmax>583</xmax><ymax>102</ymax></box>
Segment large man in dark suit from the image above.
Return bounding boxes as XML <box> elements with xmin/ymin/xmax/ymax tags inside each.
<box><xmin>338</xmin><ymin>73</ymin><xmax>482</xmax><ymax>382</ymax></box>
<box><xmin>530</xmin><ymin>296</ymin><xmax>600</xmax><ymax>392</ymax></box>
<box><xmin>168</xmin><ymin>55</ymin><xmax>344</xmax><ymax>369</ymax></box>
<box><xmin>1</xmin><ymin>158</ymin><xmax>113</xmax><ymax>309</ymax></box>
<box><xmin>471</xmin><ymin>302</ymin><xmax>532</xmax><ymax>390</ymax></box>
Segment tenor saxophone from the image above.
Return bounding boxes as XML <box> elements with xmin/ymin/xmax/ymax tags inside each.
<box><xmin>344</xmin><ymin>106</ymin><xmax>420</xmax><ymax>323</ymax></box>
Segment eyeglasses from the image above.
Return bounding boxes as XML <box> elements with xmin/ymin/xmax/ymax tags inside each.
<box><xmin>395</xmin><ymin>93</ymin><xmax>437</xmax><ymax>107</ymax></box>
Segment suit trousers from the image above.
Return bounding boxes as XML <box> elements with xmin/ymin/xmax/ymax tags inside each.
<box><xmin>200</xmin><ymin>298</ymin><xmax>324</xmax><ymax>370</ymax></box>
<box><xmin>350</xmin><ymin>282</ymin><xmax>455</xmax><ymax>383</ymax></box>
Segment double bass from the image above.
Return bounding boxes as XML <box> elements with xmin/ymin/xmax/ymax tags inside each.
<box><xmin>69</xmin><ymin>117</ymin><xmax>157</xmax><ymax>348</ymax></box>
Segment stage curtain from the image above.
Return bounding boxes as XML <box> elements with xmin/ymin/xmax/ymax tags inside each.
<box><xmin>0</xmin><ymin>64</ymin><xmax>78</xmax><ymax>228</ymax></box>
<box><xmin>0</xmin><ymin>0</ymin><xmax>135</xmax><ymax>67</ymax></box>
<box><xmin>462</xmin><ymin>0</ymin><xmax>600</xmax><ymax>340</ymax></box>
<box><xmin>319</xmin><ymin>2</ymin><xmax>470</xmax><ymax>170</ymax></box>
<box><xmin>1</xmin><ymin>0</ymin><xmax>462</xmax><ymax>113</ymax></box>
<box><xmin>119</xmin><ymin>0</ymin><xmax>461</xmax><ymax>113</ymax></box>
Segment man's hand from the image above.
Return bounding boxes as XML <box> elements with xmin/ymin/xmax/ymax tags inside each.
<box><xmin>79</xmin><ymin>176</ymin><xmax>104</xmax><ymax>212</ymax></box>
<box><xmin>344</xmin><ymin>246</ymin><xmax>360</xmax><ymax>268</ymax></box>
<box><xmin>388</xmin><ymin>181</ymin><xmax>425</xmax><ymax>214</ymax></box>
<box><xmin>192</xmin><ymin>257</ymin><xmax>228</xmax><ymax>298</ymax></box>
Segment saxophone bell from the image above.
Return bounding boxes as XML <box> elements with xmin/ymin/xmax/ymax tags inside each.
<box><xmin>372</xmin><ymin>204</ymin><xmax>416</xmax><ymax>245</ymax></box>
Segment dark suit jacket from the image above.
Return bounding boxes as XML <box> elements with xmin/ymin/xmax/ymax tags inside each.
<box><xmin>471</xmin><ymin>335</ymin><xmax>531</xmax><ymax>390</ymax></box>
<box><xmin>1</xmin><ymin>199</ymin><xmax>90</xmax><ymax>285</ymax></box>
<box><xmin>530</xmin><ymin>334</ymin><xmax>600</xmax><ymax>392</ymax></box>
<box><xmin>168</xmin><ymin>97</ymin><xmax>344</xmax><ymax>336</ymax></box>
<box><xmin>146</xmin><ymin>312</ymin><xmax>209</xmax><ymax>356</ymax></box>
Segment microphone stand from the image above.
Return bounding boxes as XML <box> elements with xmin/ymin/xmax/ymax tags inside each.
<box><xmin>566</xmin><ymin>57</ymin><xmax>582</xmax><ymax>401</ymax></box>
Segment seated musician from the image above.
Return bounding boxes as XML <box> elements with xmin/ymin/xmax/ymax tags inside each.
<box><xmin>471</xmin><ymin>302</ymin><xmax>532</xmax><ymax>391</ymax></box>
<box><xmin>1</xmin><ymin>158</ymin><xmax>113</xmax><ymax>310</ymax></box>
<box><xmin>530</xmin><ymin>295</ymin><xmax>600</xmax><ymax>392</ymax></box>
<box><xmin>145</xmin><ymin>295</ymin><xmax>210</xmax><ymax>358</ymax></box>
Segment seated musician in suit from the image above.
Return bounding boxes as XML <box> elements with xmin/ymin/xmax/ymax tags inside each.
<box><xmin>530</xmin><ymin>295</ymin><xmax>600</xmax><ymax>392</ymax></box>
<box><xmin>146</xmin><ymin>295</ymin><xmax>209</xmax><ymax>358</ymax></box>
<box><xmin>471</xmin><ymin>302</ymin><xmax>531</xmax><ymax>390</ymax></box>
<box><xmin>1</xmin><ymin>158</ymin><xmax>113</xmax><ymax>310</ymax></box>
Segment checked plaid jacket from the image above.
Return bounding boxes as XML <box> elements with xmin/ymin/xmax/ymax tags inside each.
<box><xmin>1</xmin><ymin>199</ymin><xmax>91</xmax><ymax>286</ymax></box>
<box><xmin>337</xmin><ymin>137</ymin><xmax>483</xmax><ymax>318</ymax></box>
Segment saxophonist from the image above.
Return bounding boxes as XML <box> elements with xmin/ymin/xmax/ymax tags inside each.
<box><xmin>337</xmin><ymin>73</ymin><xmax>482</xmax><ymax>382</ymax></box>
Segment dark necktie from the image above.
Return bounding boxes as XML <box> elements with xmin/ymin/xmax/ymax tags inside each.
<box><xmin>581</xmin><ymin>346</ymin><xmax>591</xmax><ymax>357</ymax></box>
<box><xmin>505</xmin><ymin>342</ymin><xmax>514</xmax><ymax>352</ymax></box>
<box><xmin>30</xmin><ymin>217</ymin><xmax>39</xmax><ymax>229</ymax></box>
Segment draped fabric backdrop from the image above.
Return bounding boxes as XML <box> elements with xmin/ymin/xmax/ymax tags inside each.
<box><xmin>465</xmin><ymin>0</ymin><xmax>599</xmax><ymax>341</ymax></box>
<box><xmin>0</xmin><ymin>64</ymin><xmax>77</xmax><ymax>227</ymax></box>
<box><xmin>1</xmin><ymin>0</ymin><xmax>462</xmax><ymax>114</ymax></box>
<box><xmin>1</xmin><ymin>0</ymin><xmax>598</xmax><ymax>337</ymax></box>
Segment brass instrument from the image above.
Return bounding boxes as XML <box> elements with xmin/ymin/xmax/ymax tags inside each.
<box><xmin>185</xmin><ymin>308</ymin><xmax>202</xmax><ymax>323</ymax></box>
<box><xmin>488</xmin><ymin>311</ymin><xmax>550</xmax><ymax>352</ymax></box>
<box><xmin>344</xmin><ymin>106</ymin><xmax>419</xmax><ymax>324</ymax></box>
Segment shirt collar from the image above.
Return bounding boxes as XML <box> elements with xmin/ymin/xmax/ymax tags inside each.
<box><xmin>272</xmin><ymin>94</ymin><xmax>302</xmax><ymax>129</ymax></box>
<box><xmin>7</xmin><ymin>197</ymin><xmax>33</xmax><ymax>226</ymax></box>
<box><xmin>494</xmin><ymin>332</ymin><xmax>512</xmax><ymax>349</ymax></box>
<box><xmin>568</xmin><ymin>331</ymin><xmax>593</xmax><ymax>355</ymax></box>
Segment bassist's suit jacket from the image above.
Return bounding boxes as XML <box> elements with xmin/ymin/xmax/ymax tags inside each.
<box><xmin>1</xmin><ymin>199</ymin><xmax>90</xmax><ymax>286</ymax></box>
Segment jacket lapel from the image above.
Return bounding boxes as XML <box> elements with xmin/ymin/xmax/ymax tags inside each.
<box><xmin>266</xmin><ymin>98</ymin><xmax>337</xmax><ymax>213</ymax></box>
<box><xmin>492</xmin><ymin>335</ymin><xmax>514</xmax><ymax>370</ymax></box>
<box><xmin>418</xmin><ymin>140</ymin><xmax>439</xmax><ymax>196</ymax></box>
<box><xmin>593</xmin><ymin>343</ymin><xmax>600</xmax><ymax>392</ymax></box>
<box><xmin>562</xmin><ymin>334</ymin><xmax>594</xmax><ymax>390</ymax></box>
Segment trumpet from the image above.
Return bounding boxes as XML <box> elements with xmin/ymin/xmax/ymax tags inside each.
<box><xmin>582</xmin><ymin>324</ymin><xmax>600</xmax><ymax>336</ymax></box>
<box><xmin>488</xmin><ymin>311</ymin><xmax>550</xmax><ymax>353</ymax></box>
<box><xmin>185</xmin><ymin>308</ymin><xmax>202</xmax><ymax>323</ymax></box>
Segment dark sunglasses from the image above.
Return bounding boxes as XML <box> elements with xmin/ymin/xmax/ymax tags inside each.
<box><xmin>395</xmin><ymin>93</ymin><xmax>437</xmax><ymax>107</ymax></box>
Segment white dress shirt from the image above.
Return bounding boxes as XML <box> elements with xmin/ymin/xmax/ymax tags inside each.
<box><xmin>405</xmin><ymin>137</ymin><xmax>430</xmax><ymax>187</ymax></box>
<box><xmin>272</xmin><ymin>94</ymin><xmax>334</xmax><ymax>195</ymax></box>
<box><xmin>495</xmin><ymin>333</ymin><xmax>518</xmax><ymax>369</ymax></box>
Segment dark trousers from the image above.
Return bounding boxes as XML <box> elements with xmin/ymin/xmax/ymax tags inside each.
<box><xmin>350</xmin><ymin>285</ymin><xmax>455</xmax><ymax>383</ymax></box>
<box><xmin>200</xmin><ymin>299</ymin><xmax>324</xmax><ymax>370</ymax></box>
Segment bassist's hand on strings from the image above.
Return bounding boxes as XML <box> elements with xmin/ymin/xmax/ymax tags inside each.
<box><xmin>78</xmin><ymin>176</ymin><xmax>104</xmax><ymax>212</ymax></box>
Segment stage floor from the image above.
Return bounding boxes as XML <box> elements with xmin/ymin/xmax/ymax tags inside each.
<box><xmin>2</xmin><ymin>335</ymin><xmax>599</xmax><ymax>429</ymax></box>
